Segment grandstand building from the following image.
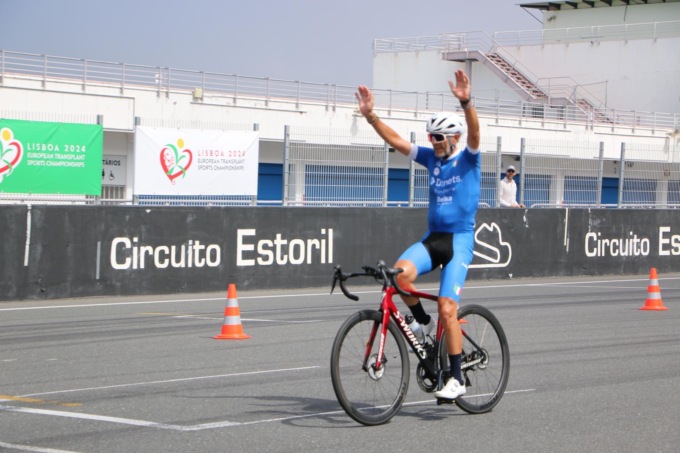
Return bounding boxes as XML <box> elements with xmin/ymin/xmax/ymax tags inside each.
<box><xmin>1</xmin><ymin>0</ymin><xmax>678</xmax><ymax>208</ymax></box>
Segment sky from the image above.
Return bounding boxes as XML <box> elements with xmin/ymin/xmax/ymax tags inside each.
<box><xmin>0</xmin><ymin>1</ymin><xmax>542</xmax><ymax>87</ymax></box>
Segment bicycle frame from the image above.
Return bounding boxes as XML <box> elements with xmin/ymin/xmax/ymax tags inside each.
<box><xmin>366</xmin><ymin>286</ymin><xmax>441</xmax><ymax>381</ymax></box>
<box><xmin>366</xmin><ymin>286</ymin><xmax>488</xmax><ymax>381</ymax></box>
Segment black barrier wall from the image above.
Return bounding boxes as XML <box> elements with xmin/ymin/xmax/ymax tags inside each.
<box><xmin>1</xmin><ymin>206</ymin><xmax>679</xmax><ymax>301</ymax></box>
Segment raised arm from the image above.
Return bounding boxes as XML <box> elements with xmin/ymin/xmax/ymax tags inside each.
<box><xmin>448</xmin><ymin>70</ymin><xmax>480</xmax><ymax>151</ymax></box>
<box><xmin>355</xmin><ymin>85</ymin><xmax>412</xmax><ymax>155</ymax></box>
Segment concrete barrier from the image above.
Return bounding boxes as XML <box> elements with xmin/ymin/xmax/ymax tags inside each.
<box><xmin>2</xmin><ymin>205</ymin><xmax>679</xmax><ymax>301</ymax></box>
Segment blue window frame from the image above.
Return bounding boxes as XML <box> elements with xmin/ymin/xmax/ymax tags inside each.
<box><xmin>622</xmin><ymin>178</ymin><xmax>656</xmax><ymax>205</ymax></box>
<box><xmin>388</xmin><ymin>168</ymin><xmax>409</xmax><ymax>205</ymax></box>
<box><xmin>304</xmin><ymin>165</ymin><xmax>384</xmax><ymax>203</ymax></box>
<box><xmin>601</xmin><ymin>177</ymin><xmax>618</xmax><ymax>206</ymax></box>
<box><xmin>564</xmin><ymin>176</ymin><xmax>598</xmax><ymax>205</ymax></box>
<box><xmin>668</xmin><ymin>180</ymin><xmax>680</xmax><ymax>204</ymax></box>
<box><xmin>523</xmin><ymin>174</ymin><xmax>550</xmax><ymax>207</ymax></box>
<box><xmin>258</xmin><ymin>163</ymin><xmax>283</xmax><ymax>204</ymax></box>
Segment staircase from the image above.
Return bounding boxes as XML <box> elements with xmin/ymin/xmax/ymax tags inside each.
<box><xmin>484</xmin><ymin>53</ymin><xmax>548</xmax><ymax>101</ymax></box>
<box><xmin>574</xmin><ymin>98</ymin><xmax>613</xmax><ymax>124</ymax></box>
<box><xmin>443</xmin><ymin>48</ymin><xmax>612</xmax><ymax>123</ymax></box>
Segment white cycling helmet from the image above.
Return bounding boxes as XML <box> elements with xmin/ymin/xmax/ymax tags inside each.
<box><xmin>426</xmin><ymin>112</ymin><xmax>467</xmax><ymax>136</ymax></box>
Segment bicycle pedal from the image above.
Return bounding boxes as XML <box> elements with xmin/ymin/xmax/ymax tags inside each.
<box><xmin>436</xmin><ymin>397</ymin><xmax>456</xmax><ymax>405</ymax></box>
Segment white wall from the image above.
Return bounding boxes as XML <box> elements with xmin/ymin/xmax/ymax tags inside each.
<box><xmin>371</xmin><ymin>4</ymin><xmax>680</xmax><ymax>114</ymax></box>
<box><xmin>503</xmin><ymin>38</ymin><xmax>680</xmax><ymax>113</ymax></box>
<box><xmin>372</xmin><ymin>35</ymin><xmax>679</xmax><ymax>114</ymax></box>
<box><xmin>372</xmin><ymin>52</ymin><xmax>526</xmax><ymax>103</ymax></box>
<box><xmin>542</xmin><ymin>3</ymin><xmax>680</xmax><ymax>29</ymax></box>
<box><xmin>372</xmin><ymin>51</ymin><xmax>459</xmax><ymax>93</ymax></box>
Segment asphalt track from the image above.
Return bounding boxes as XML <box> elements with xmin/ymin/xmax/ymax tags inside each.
<box><xmin>1</xmin><ymin>272</ymin><xmax>679</xmax><ymax>453</ymax></box>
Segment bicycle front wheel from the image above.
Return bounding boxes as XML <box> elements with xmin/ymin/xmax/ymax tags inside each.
<box><xmin>441</xmin><ymin>304</ymin><xmax>510</xmax><ymax>414</ymax></box>
<box><xmin>330</xmin><ymin>309</ymin><xmax>410</xmax><ymax>426</ymax></box>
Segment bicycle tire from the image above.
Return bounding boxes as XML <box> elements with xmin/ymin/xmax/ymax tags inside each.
<box><xmin>439</xmin><ymin>304</ymin><xmax>510</xmax><ymax>414</ymax></box>
<box><xmin>330</xmin><ymin>309</ymin><xmax>410</xmax><ymax>426</ymax></box>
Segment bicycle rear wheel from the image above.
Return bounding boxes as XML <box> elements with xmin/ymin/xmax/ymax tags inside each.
<box><xmin>330</xmin><ymin>309</ymin><xmax>409</xmax><ymax>426</ymax></box>
<box><xmin>440</xmin><ymin>304</ymin><xmax>510</xmax><ymax>414</ymax></box>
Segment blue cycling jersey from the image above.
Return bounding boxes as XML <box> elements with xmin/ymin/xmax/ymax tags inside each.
<box><xmin>413</xmin><ymin>145</ymin><xmax>481</xmax><ymax>233</ymax></box>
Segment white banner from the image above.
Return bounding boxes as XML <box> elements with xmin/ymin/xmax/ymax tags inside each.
<box><xmin>134</xmin><ymin>127</ymin><xmax>259</xmax><ymax>195</ymax></box>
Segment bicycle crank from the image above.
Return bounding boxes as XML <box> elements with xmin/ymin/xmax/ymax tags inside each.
<box><xmin>415</xmin><ymin>363</ymin><xmax>437</xmax><ymax>393</ymax></box>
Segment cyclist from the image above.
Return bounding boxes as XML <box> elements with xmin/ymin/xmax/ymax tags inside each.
<box><xmin>355</xmin><ymin>69</ymin><xmax>481</xmax><ymax>400</ymax></box>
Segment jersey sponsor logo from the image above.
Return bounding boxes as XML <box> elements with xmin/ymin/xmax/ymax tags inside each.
<box><xmin>433</xmin><ymin>175</ymin><xmax>462</xmax><ymax>188</ymax></box>
<box><xmin>430</xmin><ymin>159</ymin><xmax>462</xmax><ymax>191</ymax></box>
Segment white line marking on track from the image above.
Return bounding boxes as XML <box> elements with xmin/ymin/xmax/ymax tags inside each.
<box><xmin>1</xmin><ymin>276</ymin><xmax>677</xmax><ymax>312</ymax></box>
<box><xmin>0</xmin><ymin>440</ymin><xmax>82</xmax><ymax>453</ymax></box>
<box><xmin>547</xmin><ymin>285</ymin><xmax>646</xmax><ymax>289</ymax></box>
<box><xmin>1</xmin><ymin>404</ymin><xmax>178</xmax><ymax>429</ymax></box>
<box><xmin>0</xmin><ymin>403</ymin><xmax>240</xmax><ymax>431</ymax></box>
<box><xmin>0</xmin><ymin>297</ymin><xmax>226</xmax><ymax>311</ymax></box>
<box><xmin>240</xmin><ymin>318</ymin><xmax>322</xmax><ymax>323</ymax></box>
<box><xmin>1</xmin><ymin>389</ymin><xmax>535</xmax><ymax>431</ymax></box>
<box><xmin>402</xmin><ymin>387</ymin><xmax>536</xmax><ymax>407</ymax></box>
<box><xmin>164</xmin><ymin>314</ymin><xmax>322</xmax><ymax>324</ymax></box>
<box><xmin>19</xmin><ymin>366</ymin><xmax>321</xmax><ymax>398</ymax></box>
<box><xmin>171</xmin><ymin>315</ymin><xmax>222</xmax><ymax>320</ymax></box>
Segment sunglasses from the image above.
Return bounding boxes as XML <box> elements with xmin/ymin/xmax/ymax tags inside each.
<box><xmin>507</xmin><ymin>170</ymin><xmax>515</xmax><ymax>174</ymax></box>
<box><xmin>428</xmin><ymin>133</ymin><xmax>449</xmax><ymax>144</ymax></box>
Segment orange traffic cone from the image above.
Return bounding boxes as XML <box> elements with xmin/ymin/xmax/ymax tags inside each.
<box><xmin>640</xmin><ymin>268</ymin><xmax>668</xmax><ymax>311</ymax></box>
<box><xmin>214</xmin><ymin>284</ymin><xmax>251</xmax><ymax>339</ymax></box>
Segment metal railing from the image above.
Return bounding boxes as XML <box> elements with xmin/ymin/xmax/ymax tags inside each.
<box><xmin>372</xmin><ymin>21</ymin><xmax>680</xmax><ymax>52</ymax></box>
<box><xmin>492</xmin><ymin>20</ymin><xmax>680</xmax><ymax>46</ymax></box>
<box><xmin>1</xmin><ymin>49</ymin><xmax>678</xmax><ymax>133</ymax></box>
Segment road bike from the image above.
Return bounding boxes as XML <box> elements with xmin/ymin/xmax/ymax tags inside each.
<box><xmin>330</xmin><ymin>261</ymin><xmax>510</xmax><ymax>426</ymax></box>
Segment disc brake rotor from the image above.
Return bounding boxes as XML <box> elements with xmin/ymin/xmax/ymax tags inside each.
<box><xmin>367</xmin><ymin>354</ymin><xmax>385</xmax><ymax>380</ymax></box>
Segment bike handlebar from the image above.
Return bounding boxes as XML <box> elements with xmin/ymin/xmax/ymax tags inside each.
<box><xmin>331</xmin><ymin>260</ymin><xmax>412</xmax><ymax>301</ymax></box>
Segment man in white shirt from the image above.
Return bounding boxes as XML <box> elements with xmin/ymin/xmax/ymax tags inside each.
<box><xmin>499</xmin><ymin>165</ymin><xmax>525</xmax><ymax>208</ymax></box>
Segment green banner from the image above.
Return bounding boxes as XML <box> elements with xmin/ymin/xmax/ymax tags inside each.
<box><xmin>0</xmin><ymin>119</ymin><xmax>103</xmax><ymax>195</ymax></box>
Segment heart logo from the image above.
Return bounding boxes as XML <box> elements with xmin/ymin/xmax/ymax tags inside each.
<box><xmin>160</xmin><ymin>138</ymin><xmax>193</xmax><ymax>184</ymax></box>
<box><xmin>0</xmin><ymin>128</ymin><xmax>23</xmax><ymax>184</ymax></box>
